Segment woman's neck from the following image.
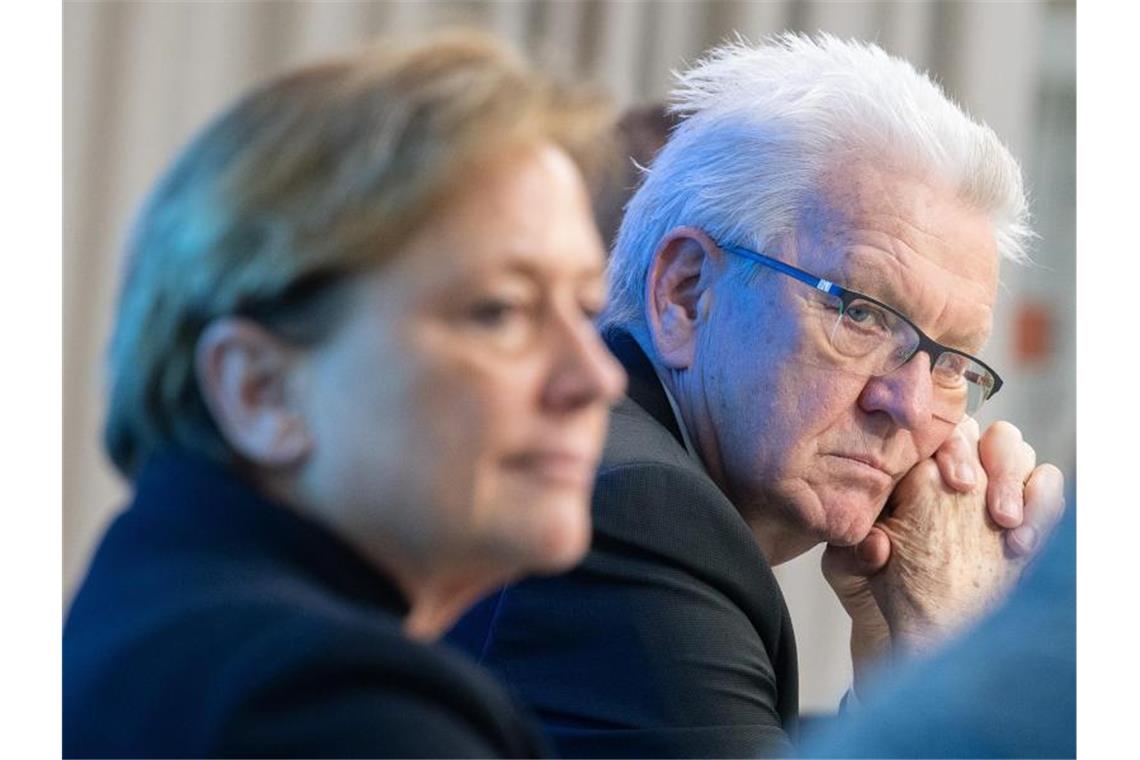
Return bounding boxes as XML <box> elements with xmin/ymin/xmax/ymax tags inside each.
<box><xmin>254</xmin><ymin>470</ymin><xmax>517</xmax><ymax>641</ymax></box>
<box><xmin>398</xmin><ymin>563</ymin><xmax>517</xmax><ymax>641</ymax></box>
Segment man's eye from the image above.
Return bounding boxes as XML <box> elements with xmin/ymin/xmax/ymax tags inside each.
<box><xmin>932</xmin><ymin>353</ymin><xmax>971</xmax><ymax>386</ymax></box>
<box><xmin>935</xmin><ymin>353</ymin><xmax>969</xmax><ymax>374</ymax></box>
<box><xmin>843</xmin><ymin>303</ymin><xmax>890</xmax><ymax>331</ymax></box>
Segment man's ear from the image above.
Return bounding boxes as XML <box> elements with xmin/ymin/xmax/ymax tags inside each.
<box><xmin>645</xmin><ymin>227</ymin><xmax>723</xmax><ymax>370</ymax></box>
<box><xmin>195</xmin><ymin>318</ymin><xmax>312</xmax><ymax>469</ymax></box>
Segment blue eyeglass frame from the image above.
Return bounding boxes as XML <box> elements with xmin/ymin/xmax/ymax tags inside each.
<box><xmin>718</xmin><ymin>242</ymin><xmax>1004</xmax><ymax>401</ymax></box>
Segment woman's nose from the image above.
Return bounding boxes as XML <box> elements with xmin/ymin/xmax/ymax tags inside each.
<box><xmin>542</xmin><ymin>314</ymin><xmax>627</xmax><ymax>413</ymax></box>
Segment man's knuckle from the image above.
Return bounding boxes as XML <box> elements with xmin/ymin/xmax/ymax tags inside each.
<box><xmin>1026</xmin><ymin>466</ymin><xmax>1066</xmax><ymax>515</ymax></box>
<box><xmin>1020</xmin><ymin>441</ymin><xmax>1037</xmax><ymax>469</ymax></box>
<box><xmin>986</xmin><ymin>420</ymin><xmax>1023</xmax><ymax>442</ymax></box>
<box><xmin>1032</xmin><ymin>463</ymin><xmax>1064</xmax><ymax>491</ymax></box>
<box><xmin>917</xmin><ymin>457</ymin><xmax>941</xmax><ymax>479</ymax></box>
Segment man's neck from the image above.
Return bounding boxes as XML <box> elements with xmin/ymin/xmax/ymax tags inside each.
<box><xmin>745</xmin><ymin>513</ymin><xmax>821</xmax><ymax>566</ymax></box>
<box><xmin>655</xmin><ymin>365</ymin><xmax>705</xmax><ymax>467</ymax></box>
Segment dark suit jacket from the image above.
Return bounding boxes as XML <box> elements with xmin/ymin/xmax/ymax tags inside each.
<box><xmin>64</xmin><ymin>451</ymin><xmax>546</xmax><ymax>758</ymax></box>
<box><xmin>448</xmin><ymin>330</ymin><xmax>798</xmax><ymax>758</ymax></box>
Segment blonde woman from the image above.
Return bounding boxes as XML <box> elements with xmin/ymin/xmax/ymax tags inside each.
<box><xmin>64</xmin><ymin>32</ymin><xmax>624</xmax><ymax>758</ymax></box>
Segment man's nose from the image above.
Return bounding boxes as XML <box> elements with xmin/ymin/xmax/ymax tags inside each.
<box><xmin>856</xmin><ymin>350</ymin><xmax>934</xmax><ymax>429</ymax></box>
<box><xmin>542</xmin><ymin>312</ymin><xmax>627</xmax><ymax>413</ymax></box>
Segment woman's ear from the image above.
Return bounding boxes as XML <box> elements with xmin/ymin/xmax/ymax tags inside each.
<box><xmin>645</xmin><ymin>227</ymin><xmax>722</xmax><ymax>369</ymax></box>
<box><xmin>195</xmin><ymin>318</ymin><xmax>312</xmax><ymax>468</ymax></box>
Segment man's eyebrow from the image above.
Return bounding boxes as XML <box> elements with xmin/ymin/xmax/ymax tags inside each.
<box><xmin>837</xmin><ymin>260</ymin><xmax>990</xmax><ymax>352</ymax></box>
<box><xmin>944</xmin><ymin>324</ymin><xmax>990</xmax><ymax>355</ymax></box>
<box><xmin>831</xmin><ymin>259</ymin><xmax>905</xmax><ymax>308</ymax></box>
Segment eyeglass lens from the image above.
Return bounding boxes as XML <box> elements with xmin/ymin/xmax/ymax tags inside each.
<box><xmin>824</xmin><ymin>297</ymin><xmax>994</xmax><ymax>419</ymax></box>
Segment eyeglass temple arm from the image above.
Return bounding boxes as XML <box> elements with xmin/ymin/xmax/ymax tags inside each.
<box><xmin>720</xmin><ymin>244</ymin><xmax>845</xmax><ymax>298</ymax></box>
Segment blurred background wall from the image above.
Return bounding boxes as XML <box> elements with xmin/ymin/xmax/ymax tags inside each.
<box><xmin>63</xmin><ymin>0</ymin><xmax>1075</xmax><ymax>714</ymax></box>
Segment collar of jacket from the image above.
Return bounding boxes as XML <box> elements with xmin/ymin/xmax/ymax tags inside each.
<box><xmin>601</xmin><ymin>326</ymin><xmax>686</xmax><ymax>447</ymax></box>
<box><xmin>131</xmin><ymin>448</ymin><xmax>411</xmax><ymax>618</ymax></box>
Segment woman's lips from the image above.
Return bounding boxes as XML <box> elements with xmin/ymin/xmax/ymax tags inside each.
<box><xmin>503</xmin><ymin>450</ymin><xmax>596</xmax><ymax>488</ymax></box>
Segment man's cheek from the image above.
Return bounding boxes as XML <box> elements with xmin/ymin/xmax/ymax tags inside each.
<box><xmin>914</xmin><ymin>433</ymin><xmax>950</xmax><ymax>462</ymax></box>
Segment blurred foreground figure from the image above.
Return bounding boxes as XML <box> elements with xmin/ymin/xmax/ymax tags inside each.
<box><xmin>64</xmin><ymin>31</ymin><xmax>624</xmax><ymax>758</ymax></box>
<box><xmin>450</xmin><ymin>33</ymin><xmax>1067</xmax><ymax>757</ymax></box>
<box><xmin>802</xmin><ymin>505</ymin><xmax>1076</xmax><ymax>758</ymax></box>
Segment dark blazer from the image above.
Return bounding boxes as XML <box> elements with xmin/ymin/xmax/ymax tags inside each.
<box><xmin>448</xmin><ymin>329</ymin><xmax>798</xmax><ymax>758</ymax></box>
<box><xmin>64</xmin><ymin>451</ymin><xmax>546</xmax><ymax>758</ymax></box>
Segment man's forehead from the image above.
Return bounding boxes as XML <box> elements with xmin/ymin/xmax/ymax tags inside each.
<box><xmin>802</xmin><ymin>163</ymin><xmax>999</xmax><ymax>290</ymax></box>
<box><xmin>792</xmin><ymin>207</ymin><xmax>999</xmax><ymax>356</ymax></box>
<box><xmin>826</xmin><ymin>252</ymin><xmax>907</xmax><ymax>304</ymax></box>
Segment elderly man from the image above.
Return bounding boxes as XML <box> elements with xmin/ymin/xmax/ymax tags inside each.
<box><xmin>448</xmin><ymin>34</ymin><xmax>1065</xmax><ymax>757</ymax></box>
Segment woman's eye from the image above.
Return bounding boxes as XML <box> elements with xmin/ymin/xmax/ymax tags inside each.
<box><xmin>468</xmin><ymin>299</ymin><xmax>522</xmax><ymax>326</ymax></box>
<box><xmin>580</xmin><ymin>301</ymin><xmax>603</xmax><ymax>322</ymax></box>
<box><xmin>462</xmin><ymin>296</ymin><xmax>540</xmax><ymax>354</ymax></box>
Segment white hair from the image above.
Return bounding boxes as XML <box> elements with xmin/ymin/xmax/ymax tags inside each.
<box><xmin>602</xmin><ymin>32</ymin><xmax>1032</xmax><ymax>332</ymax></box>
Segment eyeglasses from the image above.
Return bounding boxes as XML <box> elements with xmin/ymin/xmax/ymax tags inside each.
<box><xmin>719</xmin><ymin>242</ymin><xmax>1003</xmax><ymax>421</ymax></box>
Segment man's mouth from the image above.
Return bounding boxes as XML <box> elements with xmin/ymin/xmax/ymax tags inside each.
<box><xmin>828</xmin><ymin>452</ymin><xmax>895</xmax><ymax>479</ymax></box>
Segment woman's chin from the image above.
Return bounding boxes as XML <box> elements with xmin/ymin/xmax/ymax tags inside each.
<box><xmin>511</xmin><ymin>492</ymin><xmax>594</xmax><ymax>575</ymax></box>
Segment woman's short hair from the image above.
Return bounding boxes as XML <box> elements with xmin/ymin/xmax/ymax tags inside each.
<box><xmin>602</xmin><ymin>32</ymin><xmax>1032</xmax><ymax>333</ymax></box>
<box><xmin>105</xmin><ymin>30</ymin><xmax>615</xmax><ymax>479</ymax></box>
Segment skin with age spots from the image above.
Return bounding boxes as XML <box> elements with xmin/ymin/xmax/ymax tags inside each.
<box><xmin>870</xmin><ymin>458</ymin><xmax>1024</xmax><ymax>654</ymax></box>
<box><xmin>824</xmin><ymin>415</ymin><xmax>1052</xmax><ymax>693</ymax></box>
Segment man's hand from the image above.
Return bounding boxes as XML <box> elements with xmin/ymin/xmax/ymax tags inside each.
<box><xmin>868</xmin><ymin>458</ymin><xmax>1023</xmax><ymax>652</ymax></box>
<box><xmin>823</xmin><ymin>419</ymin><xmax>1066</xmax><ymax>695</ymax></box>
<box><xmin>844</xmin><ymin>419</ymin><xmax>1066</xmax><ymax>578</ymax></box>
<box><xmin>934</xmin><ymin>419</ymin><xmax>1065</xmax><ymax>556</ymax></box>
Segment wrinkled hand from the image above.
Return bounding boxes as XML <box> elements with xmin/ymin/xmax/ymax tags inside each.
<box><xmin>869</xmin><ymin>458</ymin><xmax>1023</xmax><ymax>652</ymax></box>
<box><xmin>823</xmin><ymin>419</ymin><xmax>1066</xmax><ymax>692</ymax></box>
<box><xmin>933</xmin><ymin>419</ymin><xmax>1065</xmax><ymax>556</ymax></box>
